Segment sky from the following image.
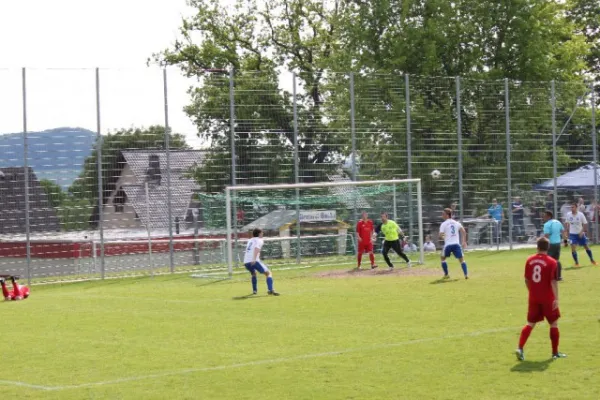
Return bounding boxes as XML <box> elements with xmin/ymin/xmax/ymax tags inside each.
<box><xmin>0</xmin><ymin>0</ymin><xmax>204</xmax><ymax>147</ymax></box>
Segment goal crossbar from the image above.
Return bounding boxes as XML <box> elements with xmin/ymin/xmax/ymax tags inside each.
<box><xmin>224</xmin><ymin>178</ymin><xmax>424</xmax><ymax>278</ymax></box>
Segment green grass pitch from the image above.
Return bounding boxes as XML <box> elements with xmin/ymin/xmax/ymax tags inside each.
<box><xmin>1</xmin><ymin>248</ymin><xmax>599</xmax><ymax>399</ymax></box>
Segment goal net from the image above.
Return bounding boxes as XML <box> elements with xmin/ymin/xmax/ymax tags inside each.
<box><xmin>222</xmin><ymin>179</ymin><xmax>424</xmax><ymax>277</ymax></box>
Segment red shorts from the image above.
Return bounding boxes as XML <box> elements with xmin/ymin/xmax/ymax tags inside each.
<box><xmin>358</xmin><ymin>241</ymin><xmax>374</xmax><ymax>254</ymax></box>
<box><xmin>527</xmin><ymin>302</ymin><xmax>560</xmax><ymax>324</ymax></box>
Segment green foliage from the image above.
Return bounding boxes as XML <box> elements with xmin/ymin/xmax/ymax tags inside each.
<box><xmin>155</xmin><ymin>0</ymin><xmax>595</xmax><ymax>210</ymax></box>
<box><xmin>40</xmin><ymin>179</ymin><xmax>94</xmax><ymax>231</ymax></box>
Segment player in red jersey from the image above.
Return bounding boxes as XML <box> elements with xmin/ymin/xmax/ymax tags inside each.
<box><xmin>515</xmin><ymin>237</ymin><xmax>566</xmax><ymax>361</ymax></box>
<box><xmin>1</xmin><ymin>275</ymin><xmax>30</xmax><ymax>301</ymax></box>
<box><xmin>356</xmin><ymin>211</ymin><xmax>377</xmax><ymax>269</ymax></box>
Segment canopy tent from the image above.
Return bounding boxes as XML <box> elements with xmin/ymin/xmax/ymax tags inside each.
<box><xmin>534</xmin><ymin>163</ymin><xmax>600</xmax><ymax>192</ymax></box>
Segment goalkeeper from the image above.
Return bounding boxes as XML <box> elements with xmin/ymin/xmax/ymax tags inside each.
<box><xmin>379</xmin><ymin>212</ymin><xmax>411</xmax><ymax>270</ymax></box>
<box><xmin>1</xmin><ymin>275</ymin><xmax>30</xmax><ymax>301</ymax></box>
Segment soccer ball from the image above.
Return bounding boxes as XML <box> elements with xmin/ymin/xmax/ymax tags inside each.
<box><xmin>431</xmin><ymin>169</ymin><xmax>441</xmax><ymax>179</ymax></box>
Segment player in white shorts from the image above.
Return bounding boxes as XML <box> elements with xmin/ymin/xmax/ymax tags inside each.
<box><xmin>244</xmin><ymin>228</ymin><xmax>280</xmax><ymax>295</ymax></box>
<box><xmin>439</xmin><ymin>208</ymin><xmax>469</xmax><ymax>279</ymax></box>
<box><xmin>564</xmin><ymin>203</ymin><xmax>596</xmax><ymax>267</ymax></box>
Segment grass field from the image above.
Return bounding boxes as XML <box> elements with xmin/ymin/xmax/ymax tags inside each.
<box><xmin>1</xmin><ymin>248</ymin><xmax>599</xmax><ymax>400</ymax></box>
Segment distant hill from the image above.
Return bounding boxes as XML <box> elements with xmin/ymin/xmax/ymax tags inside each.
<box><xmin>0</xmin><ymin>128</ymin><xmax>96</xmax><ymax>189</ymax></box>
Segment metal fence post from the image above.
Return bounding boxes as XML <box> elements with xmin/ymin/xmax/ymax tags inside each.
<box><xmin>350</xmin><ymin>72</ymin><xmax>358</xmax><ymax>228</ymax></box>
<box><xmin>456</xmin><ymin>77</ymin><xmax>464</xmax><ymax>225</ymax></box>
<box><xmin>505</xmin><ymin>78</ymin><xmax>513</xmax><ymax>250</ymax></box>
<box><xmin>163</xmin><ymin>68</ymin><xmax>175</xmax><ymax>273</ymax></box>
<box><xmin>95</xmin><ymin>68</ymin><xmax>106</xmax><ymax>279</ymax></box>
<box><xmin>551</xmin><ymin>81</ymin><xmax>558</xmax><ymax>220</ymax></box>
<box><xmin>293</xmin><ymin>73</ymin><xmax>301</xmax><ymax>264</ymax></box>
<box><xmin>229</xmin><ymin>68</ymin><xmax>238</xmax><ymax>266</ymax></box>
<box><xmin>592</xmin><ymin>85</ymin><xmax>598</xmax><ymax>243</ymax></box>
<box><xmin>22</xmin><ymin>68</ymin><xmax>31</xmax><ymax>285</ymax></box>
<box><xmin>405</xmin><ymin>74</ymin><xmax>413</xmax><ymax>240</ymax></box>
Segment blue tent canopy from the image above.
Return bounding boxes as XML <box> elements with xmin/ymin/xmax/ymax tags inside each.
<box><xmin>534</xmin><ymin>163</ymin><xmax>600</xmax><ymax>191</ymax></box>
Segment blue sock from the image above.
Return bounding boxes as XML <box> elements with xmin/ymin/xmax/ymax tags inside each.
<box><xmin>266</xmin><ymin>277</ymin><xmax>273</xmax><ymax>291</ymax></box>
<box><xmin>441</xmin><ymin>261</ymin><xmax>449</xmax><ymax>276</ymax></box>
<box><xmin>461</xmin><ymin>262</ymin><xmax>468</xmax><ymax>277</ymax></box>
<box><xmin>586</xmin><ymin>249</ymin><xmax>594</xmax><ymax>262</ymax></box>
<box><xmin>572</xmin><ymin>251</ymin><xmax>579</xmax><ymax>264</ymax></box>
<box><xmin>251</xmin><ymin>276</ymin><xmax>257</xmax><ymax>292</ymax></box>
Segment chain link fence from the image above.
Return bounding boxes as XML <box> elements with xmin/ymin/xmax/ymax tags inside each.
<box><xmin>0</xmin><ymin>68</ymin><xmax>597</xmax><ymax>283</ymax></box>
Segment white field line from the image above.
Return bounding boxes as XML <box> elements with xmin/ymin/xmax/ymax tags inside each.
<box><xmin>41</xmin><ymin>286</ymin><xmax>328</xmax><ymax>305</ymax></box>
<box><xmin>1</xmin><ymin>317</ymin><xmax>593</xmax><ymax>392</ymax></box>
<box><xmin>0</xmin><ymin>380</ymin><xmax>54</xmax><ymax>390</ymax></box>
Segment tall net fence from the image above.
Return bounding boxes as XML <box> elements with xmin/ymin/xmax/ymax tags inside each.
<box><xmin>0</xmin><ymin>67</ymin><xmax>597</xmax><ymax>283</ymax></box>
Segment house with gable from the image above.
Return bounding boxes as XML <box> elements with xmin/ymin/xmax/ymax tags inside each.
<box><xmin>97</xmin><ymin>150</ymin><xmax>204</xmax><ymax>230</ymax></box>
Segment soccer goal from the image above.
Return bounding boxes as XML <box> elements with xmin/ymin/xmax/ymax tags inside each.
<box><xmin>223</xmin><ymin>179</ymin><xmax>425</xmax><ymax>277</ymax></box>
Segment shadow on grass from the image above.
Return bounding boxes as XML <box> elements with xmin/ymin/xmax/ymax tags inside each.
<box><xmin>510</xmin><ymin>358</ymin><xmax>553</xmax><ymax>373</ymax></box>
<box><xmin>563</xmin><ymin>265</ymin><xmax>591</xmax><ymax>271</ymax></box>
<box><xmin>429</xmin><ymin>278</ymin><xmax>460</xmax><ymax>284</ymax></box>
<box><xmin>232</xmin><ymin>294</ymin><xmax>263</xmax><ymax>300</ymax></box>
<box><xmin>193</xmin><ymin>278</ymin><xmax>229</xmax><ymax>287</ymax></box>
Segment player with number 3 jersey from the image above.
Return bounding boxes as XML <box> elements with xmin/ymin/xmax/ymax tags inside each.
<box><xmin>516</xmin><ymin>237</ymin><xmax>565</xmax><ymax>361</ymax></box>
<box><xmin>439</xmin><ymin>208</ymin><xmax>469</xmax><ymax>279</ymax></box>
<box><xmin>243</xmin><ymin>228</ymin><xmax>280</xmax><ymax>296</ymax></box>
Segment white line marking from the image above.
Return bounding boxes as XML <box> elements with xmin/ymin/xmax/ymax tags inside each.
<box><xmin>1</xmin><ymin>317</ymin><xmax>592</xmax><ymax>391</ymax></box>
<box><xmin>52</xmin><ymin>326</ymin><xmax>519</xmax><ymax>391</ymax></box>
<box><xmin>0</xmin><ymin>380</ymin><xmax>54</xmax><ymax>390</ymax></box>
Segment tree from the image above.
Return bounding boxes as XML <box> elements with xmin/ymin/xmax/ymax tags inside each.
<box><xmin>155</xmin><ymin>0</ymin><xmax>594</xmax><ymax>217</ymax></box>
<box><xmin>40</xmin><ymin>179</ymin><xmax>93</xmax><ymax>231</ymax></box>
<box><xmin>568</xmin><ymin>0</ymin><xmax>600</xmax><ymax>82</ymax></box>
<box><xmin>155</xmin><ymin>0</ymin><xmax>350</xmax><ymax>188</ymax></box>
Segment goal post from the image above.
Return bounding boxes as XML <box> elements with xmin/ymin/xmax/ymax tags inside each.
<box><xmin>225</xmin><ymin>179</ymin><xmax>425</xmax><ymax>278</ymax></box>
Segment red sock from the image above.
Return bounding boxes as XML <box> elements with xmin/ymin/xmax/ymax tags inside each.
<box><xmin>0</xmin><ymin>281</ymin><xmax>9</xmax><ymax>298</ymax></box>
<box><xmin>519</xmin><ymin>325</ymin><xmax>533</xmax><ymax>349</ymax></box>
<box><xmin>550</xmin><ymin>327</ymin><xmax>559</xmax><ymax>354</ymax></box>
<box><xmin>369</xmin><ymin>253</ymin><xmax>375</xmax><ymax>266</ymax></box>
<box><xmin>357</xmin><ymin>253</ymin><xmax>363</xmax><ymax>267</ymax></box>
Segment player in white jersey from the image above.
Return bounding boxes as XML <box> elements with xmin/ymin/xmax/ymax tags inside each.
<box><xmin>563</xmin><ymin>203</ymin><xmax>596</xmax><ymax>267</ymax></box>
<box><xmin>439</xmin><ymin>208</ymin><xmax>469</xmax><ymax>279</ymax></box>
<box><xmin>243</xmin><ymin>228</ymin><xmax>280</xmax><ymax>295</ymax></box>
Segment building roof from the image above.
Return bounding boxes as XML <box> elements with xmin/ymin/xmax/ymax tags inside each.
<box><xmin>242</xmin><ymin>209</ymin><xmax>298</xmax><ymax>231</ymax></box>
<box><xmin>121</xmin><ymin>150</ymin><xmax>204</xmax><ymax>185</ymax></box>
<box><xmin>0</xmin><ymin>167</ymin><xmax>61</xmax><ymax>235</ymax></box>
<box><xmin>241</xmin><ymin>209</ymin><xmax>348</xmax><ymax>232</ymax></box>
<box><xmin>118</xmin><ymin>150</ymin><xmax>204</xmax><ymax>229</ymax></box>
<box><xmin>122</xmin><ymin>180</ymin><xmax>200</xmax><ymax>229</ymax></box>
